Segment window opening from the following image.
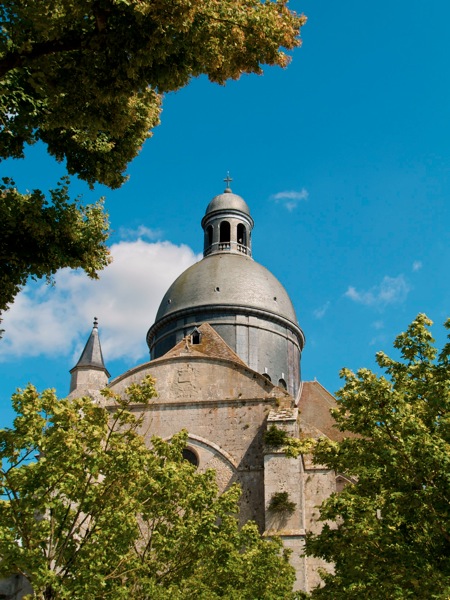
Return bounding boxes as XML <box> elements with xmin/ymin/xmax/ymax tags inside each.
<box><xmin>190</xmin><ymin>328</ymin><xmax>201</xmax><ymax>344</ymax></box>
<box><xmin>219</xmin><ymin>221</ymin><xmax>231</xmax><ymax>243</ymax></box>
<box><xmin>262</xmin><ymin>373</ymin><xmax>272</xmax><ymax>382</ymax></box>
<box><xmin>207</xmin><ymin>225</ymin><xmax>213</xmax><ymax>246</ymax></box>
<box><xmin>278</xmin><ymin>378</ymin><xmax>287</xmax><ymax>390</ymax></box>
<box><xmin>182</xmin><ymin>448</ymin><xmax>199</xmax><ymax>467</ymax></box>
<box><xmin>237</xmin><ymin>223</ymin><xmax>247</xmax><ymax>246</ymax></box>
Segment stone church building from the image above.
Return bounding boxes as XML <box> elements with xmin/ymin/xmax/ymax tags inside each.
<box><xmin>67</xmin><ymin>184</ymin><xmax>344</xmax><ymax>594</ymax></box>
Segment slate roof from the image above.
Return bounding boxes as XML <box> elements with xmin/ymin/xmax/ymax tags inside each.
<box><xmin>154</xmin><ymin>253</ymin><xmax>298</xmax><ymax>325</ymax></box>
<box><xmin>203</xmin><ymin>189</ymin><xmax>251</xmax><ymax>218</ymax></box>
<box><xmin>298</xmin><ymin>380</ymin><xmax>347</xmax><ymax>441</ymax></box>
<box><xmin>161</xmin><ymin>322</ymin><xmax>247</xmax><ymax>366</ymax></box>
<box><xmin>71</xmin><ymin>319</ymin><xmax>110</xmax><ymax>376</ymax></box>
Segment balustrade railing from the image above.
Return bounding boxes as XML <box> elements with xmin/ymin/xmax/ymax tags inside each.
<box><xmin>204</xmin><ymin>241</ymin><xmax>250</xmax><ymax>256</ymax></box>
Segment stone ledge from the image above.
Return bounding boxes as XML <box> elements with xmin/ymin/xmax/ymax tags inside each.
<box><xmin>264</xmin><ymin>529</ymin><xmax>306</xmax><ymax>537</ymax></box>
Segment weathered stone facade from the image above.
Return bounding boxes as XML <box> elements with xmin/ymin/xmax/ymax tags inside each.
<box><xmin>96</xmin><ymin>323</ymin><xmax>338</xmax><ymax>592</ymax></box>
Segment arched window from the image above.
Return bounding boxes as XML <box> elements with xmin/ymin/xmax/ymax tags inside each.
<box><xmin>191</xmin><ymin>328</ymin><xmax>201</xmax><ymax>345</ymax></box>
<box><xmin>219</xmin><ymin>221</ymin><xmax>230</xmax><ymax>243</ymax></box>
<box><xmin>237</xmin><ymin>223</ymin><xmax>247</xmax><ymax>246</ymax></box>
<box><xmin>207</xmin><ymin>225</ymin><xmax>213</xmax><ymax>247</ymax></box>
<box><xmin>278</xmin><ymin>378</ymin><xmax>287</xmax><ymax>390</ymax></box>
<box><xmin>262</xmin><ymin>373</ymin><xmax>272</xmax><ymax>382</ymax></box>
<box><xmin>182</xmin><ymin>448</ymin><xmax>199</xmax><ymax>468</ymax></box>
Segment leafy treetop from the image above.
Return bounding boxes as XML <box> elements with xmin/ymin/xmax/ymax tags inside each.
<box><xmin>0</xmin><ymin>0</ymin><xmax>306</xmax><ymax>188</ymax></box>
<box><xmin>0</xmin><ymin>376</ymin><xmax>297</xmax><ymax>599</ymax></box>
<box><xmin>0</xmin><ymin>177</ymin><xmax>110</xmax><ymax>314</ymax></box>
<box><xmin>302</xmin><ymin>314</ymin><xmax>450</xmax><ymax>600</ymax></box>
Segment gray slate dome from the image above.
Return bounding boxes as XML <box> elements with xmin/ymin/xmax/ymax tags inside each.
<box><xmin>147</xmin><ymin>184</ymin><xmax>304</xmax><ymax>397</ymax></box>
<box><xmin>155</xmin><ymin>254</ymin><xmax>297</xmax><ymax>324</ymax></box>
<box><xmin>204</xmin><ymin>192</ymin><xmax>250</xmax><ymax>217</ymax></box>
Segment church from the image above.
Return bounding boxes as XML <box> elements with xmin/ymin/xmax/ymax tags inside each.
<box><xmin>69</xmin><ymin>181</ymin><xmax>347</xmax><ymax>593</ymax></box>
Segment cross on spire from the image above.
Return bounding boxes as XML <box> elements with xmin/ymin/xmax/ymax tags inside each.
<box><xmin>224</xmin><ymin>172</ymin><xmax>232</xmax><ymax>192</ymax></box>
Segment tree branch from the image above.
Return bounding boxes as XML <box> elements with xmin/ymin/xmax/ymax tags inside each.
<box><xmin>0</xmin><ymin>32</ymin><xmax>101</xmax><ymax>80</ymax></box>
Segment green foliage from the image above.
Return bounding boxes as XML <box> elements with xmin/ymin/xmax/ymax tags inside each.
<box><xmin>0</xmin><ymin>377</ymin><xmax>297</xmax><ymax>599</ymax></box>
<box><xmin>303</xmin><ymin>314</ymin><xmax>450</xmax><ymax>599</ymax></box>
<box><xmin>264</xmin><ymin>424</ymin><xmax>289</xmax><ymax>447</ymax></box>
<box><xmin>0</xmin><ymin>177</ymin><xmax>110</xmax><ymax>314</ymax></box>
<box><xmin>264</xmin><ymin>424</ymin><xmax>314</xmax><ymax>458</ymax></box>
<box><xmin>268</xmin><ymin>492</ymin><xmax>296</xmax><ymax>515</ymax></box>
<box><xmin>0</xmin><ymin>0</ymin><xmax>305</xmax><ymax>188</ymax></box>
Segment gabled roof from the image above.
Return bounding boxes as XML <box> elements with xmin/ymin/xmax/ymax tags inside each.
<box><xmin>71</xmin><ymin>319</ymin><xmax>110</xmax><ymax>376</ymax></box>
<box><xmin>161</xmin><ymin>323</ymin><xmax>247</xmax><ymax>366</ymax></box>
<box><xmin>298</xmin><ymin>380</ymin><xmax>347</xmax><ymax>441</ymax></box>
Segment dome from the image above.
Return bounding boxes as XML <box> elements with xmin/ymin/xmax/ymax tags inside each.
<box><xmin>155</xmin><ymin>253</ymin><xmax>298</xmax><ymax>325</ymax></box>
<box><xmin>204</xmin><ymin>191</ymin><xmax>251</xmax><ymax>218</ymax></box>
<box><xmin>147</xmin><ymin>183</ymin><xmax>304</xmax><ymax>397</ymax></box>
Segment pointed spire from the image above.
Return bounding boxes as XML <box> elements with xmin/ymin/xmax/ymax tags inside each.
<box><xmin>74</xmin><ymin>317</ymin><xmax>108</xmax><ymax>371</ymax></box>
<box><xmin>69</xmin><ymin>318</ymin><xmax>110</xmax><ymax>394</ymax></box>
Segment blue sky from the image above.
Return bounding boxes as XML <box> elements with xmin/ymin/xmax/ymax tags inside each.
<box><xmin>1</xmin><ymin>0</ymin><xmax>449</xmax><ymax>426</ymax></box>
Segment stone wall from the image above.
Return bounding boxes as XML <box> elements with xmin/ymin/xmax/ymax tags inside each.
<box><xmin>109</xmin><ymin>355</ymin><xmax>287</xmax><ymax>528</ymax></box>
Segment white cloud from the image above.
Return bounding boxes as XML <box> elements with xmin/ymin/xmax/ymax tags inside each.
<box><xmin>118</xmin><ymin>225</ymin><xmax>162</xmax><ymax>241</ymax></box>
<box><xmin>313</xmin><ymin>301</ymin><xmax>330</xmax><ymax>319</ymax></box>
<box><xmin>369</xmin><ymin>333</ymin><xmax>389</xmax><ymax>346</ymax></box>
<box><xmin>344</xmin><ymin>275</ymin><xmax>410</xmax><ymax>308</ymax></box>
<box><xmin>271</xmin><ymin>188</ymin><xmax>309</xmax><ymax>211</ymax></box>
<box><xmin>412</xmin><ymin>260</ymin><xmax>422</xmax><ymax>272</ymax></box>
<box><xmin>0</xmin><ymin>239</ymin><xmax>201</xmax><ymax>363</ymax></box>
<box><xmin>372</xmin><ymin>320</ymin><xmax>384</xmax><ymax>330</ymax></box>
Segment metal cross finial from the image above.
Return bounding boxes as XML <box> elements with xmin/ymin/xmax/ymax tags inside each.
<box><xmin>224</xmin><ymin>172</ymin><xmax>232</xmax><ymax>191</ymax></box>
<box><xmin>93</xmin><ymin>317</ymin><xmax>98</xmax><ymax>329</ymax></box>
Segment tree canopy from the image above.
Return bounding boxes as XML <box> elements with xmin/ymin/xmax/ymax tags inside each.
<box><xmin>0</xmin><ymin>0</ymin><xmax>305</xmax><ymax>188</ymax></box>
<box><xmin>303</xmin><ymin>314</ymin><xmax>450</xmax><ymax>599</ymax></box>
<box><xmin>0</xmin><ymin>377</ymin><xmax>297</xmax><ymax>599</ymax></box>
<box><xmin>0</xmin><ymin>0</ymin><xmax>305</xmax><ymax>318</ymax></box>
<box><xmin>0</xmin><ymin>177</ymin><xmax>110</xmax><ymax>315</ymax></box>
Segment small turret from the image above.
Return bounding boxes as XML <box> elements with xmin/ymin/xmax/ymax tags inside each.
<box><xmin>201</xmin><ymin>173</ymin><xmax>254</xmax><ymax>258</ymax></box>
<box><xmin>69</xmin><ymin>318</ymin><xmax>110</xmax><ymax>394</ymax></box>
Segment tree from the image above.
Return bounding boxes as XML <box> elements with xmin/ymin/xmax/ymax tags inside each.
<box><xmin>0</xmin><ymin>0</ymin><xmax>305</xmax><ymax>317</ymax></box>
<box><xmin>0</xmin><ymin>177</ymin><xmax>110</xmax><ymax>315</ymax></box>
<box><xmin>0</xmin><ymin>0</ymin><xmax>305</xmax><ymax>188</ymax></box>
<box><xmin>303</xmin><ymin>314</ymin><xmax>450</xmax><ymax>599</ymax></box>
<box><xmin>0</xmin><ymin>377</ymin><xmax>296</xmax><ymax>599</ymax></box>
